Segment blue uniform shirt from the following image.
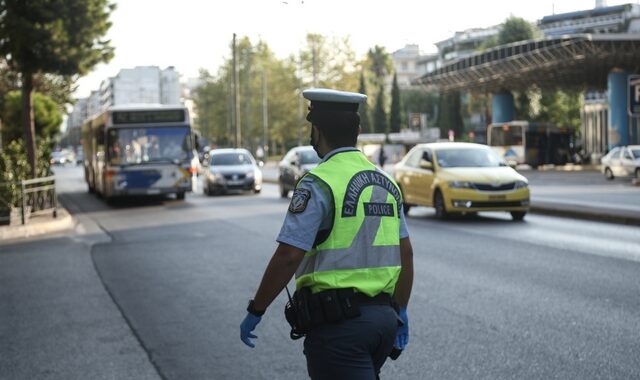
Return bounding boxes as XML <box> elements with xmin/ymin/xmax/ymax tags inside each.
<box><xmin>277</xmin><ymin>147</ymin><xmax>410</xmax><ymax>252</ymax></box>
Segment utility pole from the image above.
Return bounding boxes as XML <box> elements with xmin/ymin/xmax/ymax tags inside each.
<box><xmin>262</xmin><ymin>69</ymin><xmax>268</xmax><ymax>156</ymax></box>
<box><xmin>297</xmin><ymin>53</ymin><xmax>304</xmax><ymax>146</ymax></box>
<box><xmin>232</xmin><ymin>33</ymin><xmax>241</xmax><ymax>148</ymax></box>
<box><xmin>230</xmin><ymin>34</ymin><xmax>237</xmax><ymax>147</ymax></box>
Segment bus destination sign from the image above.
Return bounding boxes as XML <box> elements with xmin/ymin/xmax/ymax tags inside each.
<box><xmin>112</xmin><ymin>110</ymin><xmax>186</xmax><ymax>124</ymax></box>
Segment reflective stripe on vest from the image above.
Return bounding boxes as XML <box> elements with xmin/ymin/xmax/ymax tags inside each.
<box><xmin>295</xmin><ymin>151</ymin><xmax>402</xmax><ymax>296</ymax></box>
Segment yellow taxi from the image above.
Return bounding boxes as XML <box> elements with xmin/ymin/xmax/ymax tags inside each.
<box><xmin>394</xmin><ymin>142</ymin><xmax>530</xmax><ymax>220</ymax></box>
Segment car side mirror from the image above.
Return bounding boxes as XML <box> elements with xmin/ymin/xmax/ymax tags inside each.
<box><xmin>419</xmin><ymin>160</ymin><xmax>433</xmax><ymax>170</ymax></box>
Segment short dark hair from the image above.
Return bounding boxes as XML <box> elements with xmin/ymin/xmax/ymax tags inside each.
<box><xmin>307</xmin><ymin>110</ymin><xmax>360</xmax><ymax>147</ymax></box>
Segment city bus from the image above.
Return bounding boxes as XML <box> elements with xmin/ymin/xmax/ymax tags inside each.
<box><xmin>82</xmin><ymin>104</ymin><xmax>197</xmax><ymax>200</ymax></box>
<box><xmin>487</xmin><ymin>121</ymin><xmax>574</xmax><ymax>167</ymax></box>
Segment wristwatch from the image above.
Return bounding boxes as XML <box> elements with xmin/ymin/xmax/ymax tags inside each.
<box><xmin>247</xmin><ymin>299</ymin><xmax>265</xmax><ymax>317</ymax></box>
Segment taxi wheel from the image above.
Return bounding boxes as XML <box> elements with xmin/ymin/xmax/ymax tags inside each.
<box><xmin>176</xmin><ymin>192</ymin><xmax>185</xmax><ymax>200</ymax></box>
<box><xmin>511</xmin><ymin>211</ymin><xmax>526</xmax><ymax>221</ymax></box>
<box><xmin>604</xmin><ymin>167</ymin><xmax>614</xmax><ymax>180</ymax></box>
<box><xmin>434</xmin><ymin>191</ymin><xmax>448</xmax><ymax>219</ymax></box>
<box><xmin>635</xmin><ymin>168</ymin><xmax>640</xmax><ymax>179</ymax></box>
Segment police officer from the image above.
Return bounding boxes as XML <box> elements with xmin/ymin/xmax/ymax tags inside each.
<box><xmin>240</xmin><ymin>88</ymin><xmax>414</xmax><ymax>379</ymax></box>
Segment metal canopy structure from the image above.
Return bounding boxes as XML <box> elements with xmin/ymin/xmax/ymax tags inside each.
<box><xmin>413</xmin><ymin>34</ymin><xmax>640</xmax><ymax>93</ymax></box>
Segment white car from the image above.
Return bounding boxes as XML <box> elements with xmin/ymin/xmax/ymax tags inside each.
<box><xmin>601</xmin><ymin>145</ymin><xmax>640</xmax><ymax>180</ymax></box>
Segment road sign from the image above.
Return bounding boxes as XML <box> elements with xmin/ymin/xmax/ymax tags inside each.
<box><xmin>629</xmin><ymin>75</ymin><xmax>640</xmax><ymax>117</ymax></box>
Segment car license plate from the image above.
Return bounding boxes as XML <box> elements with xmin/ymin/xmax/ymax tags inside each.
<box><xmin>228</xmin><ymin>180</ymin><xmax>243</xmax><ymax>186</ymax></box>
<box><xmin>147</xmin><ymin>189</ymin><xmax>161</xmax><ymax>194</ymax></box>
<box><xmin>489</xmin><ymin>194</ymin><xmax>506</xmax><ymax>200</ymax></box>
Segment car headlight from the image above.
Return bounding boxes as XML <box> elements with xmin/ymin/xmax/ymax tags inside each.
<box><xmin>514</xmin><ymin>180</ymin><xmax>528</xmax><ymax>189</ymax></box>
<box><xmin>448</xmin><ymin>181</ymin><xmax>473</xmax><ymax>189</ymax></box>
<box><xmin>209</xmin><ymin>171</ymin><xmax>224</xmax><ymax>181</ymax></box>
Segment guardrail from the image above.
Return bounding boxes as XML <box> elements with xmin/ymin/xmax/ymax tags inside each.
<box><xmin>0</xmin><ymin>176</ymin><xmax>57</xmax><ymax>225</ymax></box>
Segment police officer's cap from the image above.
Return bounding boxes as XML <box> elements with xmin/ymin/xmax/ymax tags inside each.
<box><xmin>303</xmin><ymin>88</ymin><xmax>367</xmax><ymax>113</ymax></box>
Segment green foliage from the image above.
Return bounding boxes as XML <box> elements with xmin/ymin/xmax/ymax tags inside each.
<box><xmin>366</xmin><ymin>46</ymin><xmax>392</xmax><ymax>87</ymax></box>
<box><xmin>401</xmin><ymin>89</ymin><xmax>438</xmax><ymax>122</ymax></box>
<box><xmin>0</xmin><ymin>0</ymin><xmax>115</xmax><ymax>76</ymax></box>
<box><xmin>436</xmin><ymin>92</ymin><xmax>463</xmax><ymax>137</ymax></box>
<box><xmin>373</xmin><ymin>84</ymin><xmax>388</xmax><ymax>134</ymax></box>
<box><xmin>2</xmin><ymin>91</ymin><xmax>61</xmax><ymax>147</ymax></box>
<box><xmin>533</xmin><ymin>89</ymin><xmax>583</xmax><ymax>130</ymax></box>
<box><xmin>0</xmin><ymin>0</ymin><xmax>115</xmax><ymax>177</ymax></box>
<box><xmin>389</xmin><ymin>73</ymin><xmax>402</xmax><ymax>133</ymax></box>
<box><xmin>0</xmin><ymin>138</ymin><xmax>51</xmax><ymax>209</ymax></box>
<box><xmin>194</xmin><ymin>38</ymin><xmax>300</xmax><ymax>153</ymax></box>
<box><xmin>194</xmin><ymin>34</ymin><xmax>363</xmax><ymax>154</ymax></box>
<box><xmin>358</xmin><ymin>72</ymin><xmax>371</xmax><ymax>133</ymax></box>
<box><xmin>498</xmin><ymin>16</ymin><xmax>536</xmax><ymax>45</ymax></box>
<box><xmin>299</xmin><ymin>34</ymin><xmax>359</xmax><ymax>91</ymax></box>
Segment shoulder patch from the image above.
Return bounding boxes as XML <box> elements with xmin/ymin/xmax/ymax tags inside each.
<box><xmin>289</xmin><ymin>188</ymin><xmax>312</xmax><ymax>213</ymax></box>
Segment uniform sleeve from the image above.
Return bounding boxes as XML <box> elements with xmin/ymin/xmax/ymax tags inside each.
<box><xmin>399</xmin><ymin>207</ymin><xmax>410</xmax><ymax>239</ymax></box>
<box><xmin>276</xmin><ymin>176</ymin><xmax>331</xmax><ymax>252</ymax></box>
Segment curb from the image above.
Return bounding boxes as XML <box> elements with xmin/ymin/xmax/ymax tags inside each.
<box><xmin>0</xmin><ymin>207</ymin><xmax>75</xmax><ymax>243</ymax></box>
<box><xmin>530</xmin><ymin>201</ymin><xmax>640</xmax><ymax>226</ymax></box>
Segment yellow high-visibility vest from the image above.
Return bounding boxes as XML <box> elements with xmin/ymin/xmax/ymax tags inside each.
<box><xmin>295</xmin><ymin>150</ymin><xmax>402</xmax><ymax>296</ymax></box>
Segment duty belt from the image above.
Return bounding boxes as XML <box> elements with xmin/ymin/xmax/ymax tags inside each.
<box><xmin>285</xmin><ymin>287</ymin><xmax>397</xmax><ymax>340</ymax></box>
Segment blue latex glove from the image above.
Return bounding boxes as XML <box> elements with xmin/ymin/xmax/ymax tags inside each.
<box><xmin>395</xmin><ymin>307</ymin><xmax>409</xmax><ymax>350</ymax></box>
<box><xmin>240</xmin><ymin>312</ymin><xmax>262</xmax><ymax>348</ymax></box>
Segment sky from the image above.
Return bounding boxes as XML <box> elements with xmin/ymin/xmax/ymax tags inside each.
<box><xmin>74</xmin><ymin>0</ymin><xmax>636</xmax><ymax>98</ymax></box>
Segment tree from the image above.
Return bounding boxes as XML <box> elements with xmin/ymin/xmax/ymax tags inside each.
<box><xmin>358</xmin><ymin>72</ymin><xmax>371</xmax><ymax>133</ymax></box>
<box><xmin>366</xmin><ymin>45</ymin><xmax>392</xmax><ymax>88</ymax></box>
<box><xmin>436</xmin><ymin>91</ymin><xmax>463</xmax><ymax>138</ymax></box>
<box><xmin>0</xmin><ymin>0</ymin><xmax>115</xmax><ymax>177</ymax></box>
<box><xmin>373</xmin><ymin>84</ymin><xmax>388</xmax><ymax>134</ymax></box>
<box><xmin>2</xmin><ymin>91</ymin><xmax>61</xmax><ymax>148</ymax></box>
<box><xmin>299</xmin><ymin>33</ymin><xmax>359</xmax><ymax>91</ymax></box>
<box><xmin>498</xmin><ymin>16</ymin><xmax>536</xmax><ymax>45</ymax></box>
<box><xmin>389</xmin><ymin>73</ymin><xmax>402</xmax><ymax>133</ymax></box>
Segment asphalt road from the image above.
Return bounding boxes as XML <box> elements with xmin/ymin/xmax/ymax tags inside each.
<box><xmin>2</xmin><ymin>166</ymin><xmax>639</xmax><ymax>379</ymax></box>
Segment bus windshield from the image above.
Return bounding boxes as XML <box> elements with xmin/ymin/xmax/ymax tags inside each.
<box><xmin>107</xmin><ymin>126</ymin><xmax>192</xmax><ymax>165</ymax></box>
<box><xmin>435</xmin><ymin>148</ymin><xmax>505</xmax><ymax>168</ymax></box>
<box><xmin>490</xmin><ymin>125</ymin><xmax>523</xmax><ymax>146</ymax></box>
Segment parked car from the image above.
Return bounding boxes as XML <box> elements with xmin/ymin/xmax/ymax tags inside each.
<box><xmin>600</xmin><ymin>145</ymin><xmax>640</xmax><ymax>180</ymax></box>
<box><xmin>278</xmin><ymin>145</ymin><xmax>321</xmax><ymax>198</ymax></box>
<box><xmin>394</xmin><ymin>142</ymin><xmax>530</xmax><ymax>221</ymax></box>
<box><xmin>203</xmin><ymin>148</ymin><xmax>262</xmax><ymax>195</ymax></box>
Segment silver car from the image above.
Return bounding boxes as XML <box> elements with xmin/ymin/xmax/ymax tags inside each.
<box><xmin>601</xmin><ymin>145</ymin><xmax>640</xmax><ymax>180</ymax></box>
<box><xmin>278</xmin><ymin>146</ymin><xmax>321</xmax><ymax>198</ymax></box>
<box><xmin>204</xmin><ymin>148</ymin><xmax>263</xmax><ymax>195</ymax></box>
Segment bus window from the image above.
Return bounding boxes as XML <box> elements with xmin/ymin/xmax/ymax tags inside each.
<box><xmin>107</xmin><ymin>127</ymin><xmax>191</xmax><ymax>165</ymax></box>
<box><xmin>490</xmin><ymin>125</ymin><xmax>523</xmax><ymax>146</ymax></box>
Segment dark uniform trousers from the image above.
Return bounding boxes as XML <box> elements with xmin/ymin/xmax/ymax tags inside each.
<box><xmin>303</xmin><ymin>304</ymin><xmax>398</xmax><ymax>380</ymax></box>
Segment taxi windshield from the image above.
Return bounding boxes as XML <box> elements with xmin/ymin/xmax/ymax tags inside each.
<box><xmin>435</xmin><ymin>148</ymin><xmax>505</xmax><ymax>168</ymax></box>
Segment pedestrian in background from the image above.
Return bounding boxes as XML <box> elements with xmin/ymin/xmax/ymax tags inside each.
<box><xmin>378</xmin><ymin>145</ymin><xmax>387</xmax><ymax>169</ymax></box>
<box><xmin>240</xmin><ymin>88</ymin><xmax>414</xmax><ymax>379</ymax></box>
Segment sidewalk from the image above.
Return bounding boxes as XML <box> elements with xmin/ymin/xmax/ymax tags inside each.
<box><xmin>0</xmin><ymin>207</ymin><xmax>74</xmax><ymax>243</ymax></box>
